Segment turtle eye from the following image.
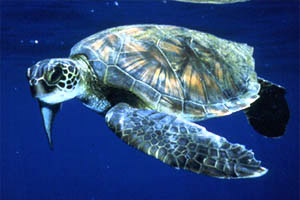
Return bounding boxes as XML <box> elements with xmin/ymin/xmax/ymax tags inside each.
<box><xmin>48</xmin><ymin>67</ymin><xmax>63</xmax><ymax>84</ymax></box>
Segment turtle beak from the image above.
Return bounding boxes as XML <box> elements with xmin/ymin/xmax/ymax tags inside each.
<box><xmin>38</xmin><ymin>100</ymin><xmax>61</xmax><ymax>150</ymax></box>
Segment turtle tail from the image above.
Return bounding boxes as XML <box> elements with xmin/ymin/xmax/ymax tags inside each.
<box><xmin>243</xmin><ymin>77</ymin><xmax>290</xmax><ymax>137</ymax></box>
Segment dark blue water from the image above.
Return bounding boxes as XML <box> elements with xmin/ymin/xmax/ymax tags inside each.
<box><xmin>1</xmin><ymin>0</ymin><xmax>299</xmax><ymax>200</ymax></box>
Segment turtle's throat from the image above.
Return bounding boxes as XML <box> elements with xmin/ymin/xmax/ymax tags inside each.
<box><xmin>79</xmin><ymin>78</ymin><xmax>111</xmax><ymax>114</ymax></box>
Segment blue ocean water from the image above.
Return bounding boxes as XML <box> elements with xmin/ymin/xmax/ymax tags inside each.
<box><xmin>1</xmin><ymin>0</ymin><xmax>299</xmax><ymax>200</ymax></box>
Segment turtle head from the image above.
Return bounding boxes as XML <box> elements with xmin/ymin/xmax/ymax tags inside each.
<box><xmin>27</xmin><ymin>58</ymin><xmax>83</xmax><ymax>149</ymax></box>
<box><xmin>27</xmin><ymin>58</ymin><xmax>82</xmax><ymax>104</ymax></box>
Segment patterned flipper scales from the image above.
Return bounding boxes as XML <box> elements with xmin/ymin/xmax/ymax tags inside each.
<box><xmin>105</xmin><ymin>103</ymin><xmax>267</xmax><ymax>179</ymax></box>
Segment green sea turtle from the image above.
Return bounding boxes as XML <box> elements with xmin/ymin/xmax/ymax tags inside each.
<box><xmin>172</xmin><ymin>0</ymin><xmax>249</xmax><ymax>4</ymax></box>
<box><xmin>27</xmin><ymin>24</ymin><xmax>289</xmax><ymax>179</ymax></box>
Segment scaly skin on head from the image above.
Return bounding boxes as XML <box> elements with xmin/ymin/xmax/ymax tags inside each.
<box><xmin>27</xmin><ymin>54</ymin><xmax>111</xmax><ymax>111</ymax></box>
<box><xmin>27</xmin><ymin>54</ymin><xmax>111</xmax><ymax>148</ymax></box>
<box><xmin>28</xmin><ymin>57</ymin><xmax>85</xmax><ymax>104</ymax></box>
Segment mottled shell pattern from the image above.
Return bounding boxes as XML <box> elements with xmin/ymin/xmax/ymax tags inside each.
<box><xmin>70</xmin><ymin>25</ymin><xmax>260</xmax><ymax>120</ymax></box>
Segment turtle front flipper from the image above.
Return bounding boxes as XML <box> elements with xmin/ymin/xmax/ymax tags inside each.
<box><xmin>105</xmin><ymin>103</ymin><xmax>267</xmax><ymax>179</ymax></box>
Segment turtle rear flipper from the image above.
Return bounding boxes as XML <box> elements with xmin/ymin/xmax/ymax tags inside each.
<box><xmin>105</xmin><ymin>103</ymin><xmax>267</xmax><ymax>179</ymax></box>
<box><xmin>244</xmin><ymin>78</ymin><xmax>290</xmax><ymax>138</ymax></box>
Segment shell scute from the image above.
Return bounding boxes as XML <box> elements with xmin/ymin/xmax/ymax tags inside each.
<box><xmin>105</xmin><ymin>66</ymin><xmax>135</xmax><ymax>90</ymax></box>
<box><xmin>159</xmin><ymin>95</ymin><xmax>183</xmax><ymax>114</ymax></box>
<box><xmin>131</xmin><ymin>80</ymin><xmax>161</xmax><ymax>107</ymax></box>
<box><xmin>117</xmin><ymin>37</ymin><xmax>184</xmax><ymax>99</ymax></box>
<box><xmin>90</xmin><ymin>33</ymin><xmax>122</xmax><ymax>65</ymax></box>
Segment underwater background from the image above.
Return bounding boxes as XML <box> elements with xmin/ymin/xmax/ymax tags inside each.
<box><xmin>1</xmin><ymin>0</ymin><xmax>299</xmax><ymax>200</ymax></box>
